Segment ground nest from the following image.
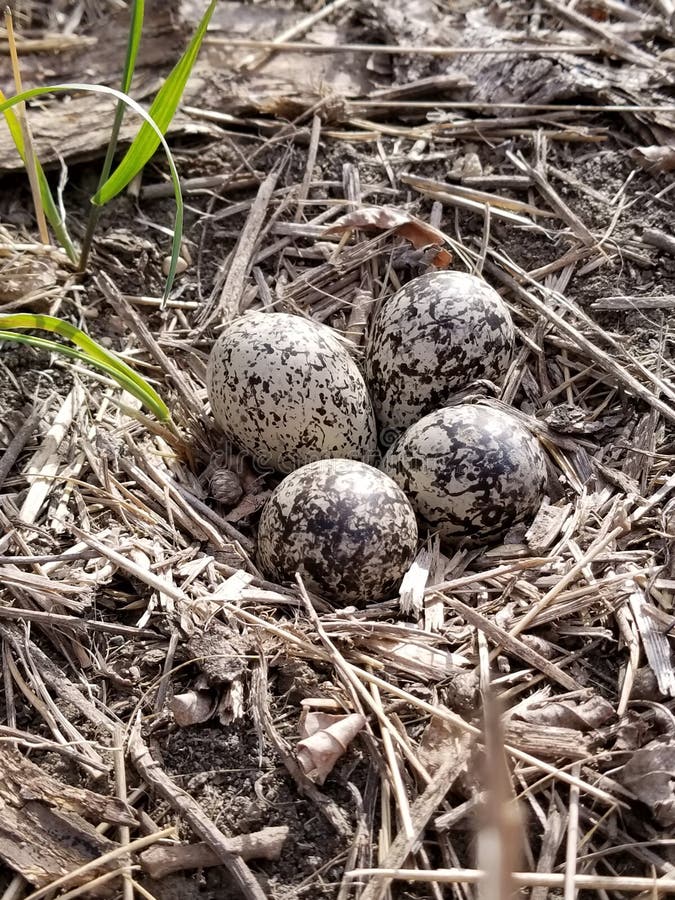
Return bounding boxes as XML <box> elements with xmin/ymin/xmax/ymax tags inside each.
<box><xmin>0</xmin><ymin>0</ymin><xmax>674</xmax><ymax>898</ymax></box>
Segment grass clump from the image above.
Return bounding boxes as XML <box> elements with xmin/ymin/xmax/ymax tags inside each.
<box><xmin>0</xmin><ymin>0</ymin><xmax>217</xmax><ymax>423</ymax></box>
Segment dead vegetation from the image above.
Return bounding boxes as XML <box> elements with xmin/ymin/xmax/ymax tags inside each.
<box><xmin>1</xmin><ymin>0</ymin><xmax>675</xmax><ymax>897</ymax></box>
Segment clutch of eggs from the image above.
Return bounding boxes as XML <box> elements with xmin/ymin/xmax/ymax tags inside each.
<box><xmin>206</xmin><ymin>312</ymin><xmax>377</xmax><ymax>472</ymax></box>
<box><xmin>366</xmin><ymin>271</ymin><xmax>515</xmax><ymax>431</ymax></box>
<box><xmin>257</xmin><ymin>459</ymin><xmax>418</xmax><ymax>605</ymax></box>
<box><xmin>381</xmin><ymin>404</ymin><xmax>547</xmax><ymax>543</ymax></box>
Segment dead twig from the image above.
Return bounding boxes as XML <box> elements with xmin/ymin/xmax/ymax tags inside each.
<box><xmin>206</xmin><ymin>170</ymin><xmax>280</xmax><ymax>325</ymax></box>
<box><xmin>0</xmin><ymin>403</ymin><xmax>43</xmax><ymax>491</ymax></box>
<box><xmin>139</xmin><ymin>827</ymin><xmax>290</xmax><ymax>878</ymax></box>
<box><xmin>358</xmin><ymin>745</ymin><xmax>473</xmax><ymax>900</ymax></box>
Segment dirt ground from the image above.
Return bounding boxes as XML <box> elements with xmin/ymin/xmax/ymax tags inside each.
<box><xmin>1</xmin><ymin>0</ymin><xmax>674</xmax><ymax>898</ymax></box>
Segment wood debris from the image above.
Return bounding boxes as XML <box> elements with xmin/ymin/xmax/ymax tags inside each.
<box><xmin>0</xmin><ymin>0</ymin><xmax>674</xmax><ymax>896</ymax></box>
<box><xmin>0</xmin><ymin>747</ymin><xmax>134</xmax><ymax>888</ymax></box>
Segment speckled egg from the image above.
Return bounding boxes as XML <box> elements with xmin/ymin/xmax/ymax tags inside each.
<box><xmin>207</xmin><ymin>312</ymin><xmax>377</xmax><ymax>473</ymax></box>
<box><xmin>257</xmin><ymin>459</ymin><xmax>418</xmax><ymax>604</ymax></box>
<box><xmin>366</xmin><ymin>271</ymin><xmax>515</xmax><ymax>431</ymax></box>
<box><xmin>381</xmin><ymin>404</ymin><xmax>547</xmax><ymax>543</ymax></box>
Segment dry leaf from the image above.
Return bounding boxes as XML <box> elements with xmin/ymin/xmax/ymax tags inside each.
<box><xmin>170</xmin><ymin>690</ymin><xmax>216</xmax><ymax>727</ymax></box>
<box><xmin>296</xmin><ymin>711</ymin><xmax>366</xmax><ymax>784</ymax></box>
<box><xmin>630</xmin><ymin>666</ymin><xmax>671</xmax><ymax>702</ymax></box>
<box><xmin>629</xmin><ymin>146</ymin><xmax>675</xmax><ymax>173</ymax></box>
<box><xmin>322</xmin><ymin>206</ymin><xmax>453</xmax><ymax>268</ymax></box>
<box><xmin>0</xmin><ymin>259</ymin><xmax>59</xmax><ymax>304</ymax></box>
<box><xmin>511</xmin><ymin>695</ymin><xmax>614</xmax><ymax>731</ymax></box>
<box><xmin>578</xmin><ymin>1</ymin><xmax>609</xmax><ymax>21</ymax></box>
<box><xmin>611</xmin><ymin>710</ymin><xmax>649</xmax><ymax>752</ymax></box>
<box><xmin>619</xmin><ymin>736</ymin><xmax>675</xmax><ymax>826</ymax></box>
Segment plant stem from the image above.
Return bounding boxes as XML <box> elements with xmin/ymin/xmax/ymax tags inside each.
<box><xmin>78</xmin><ymin>102</ymin><xmax>126</xmax><ymax>272</ymax></box>
<box><xmin>78</xmin><ymin>0</ymin><xmax>144</xmax><ymax>272</ymax></box>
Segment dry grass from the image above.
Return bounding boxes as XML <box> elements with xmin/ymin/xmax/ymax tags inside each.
<box><xmin>1</xmin><ymin>0</ymin><xmax>675</xmax><ymax>898</ymax></box>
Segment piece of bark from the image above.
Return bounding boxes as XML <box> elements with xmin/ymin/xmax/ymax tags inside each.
<box><xmin>0</xmin><ymin>747</ymin><xmax>136</xmax><ymax>826</ymax></box>
<box><xmin>0</xmin><ymin>91</ymin><xmax>216</xmax><ymax>172</ymax></box>
<box><xmin>0</xmin><ymin>799</ymin><xmax>119</xmax><ymax>889</ymax></box>
<box><xmin>502</xmin><ymin>721</ymin><xmax>593</xmax><ymax>760</ymax></box>
<box><xmin>0</xmin><ymin>747</ymin><xmax>133</xmax><ymax>889</ymax></box>
<box><xmin>187</xmin><ymin>621</ymin><xmax>251</xmax><ymax>684</ymax></box>
<box><xmin>0</xmin><ymin>1</ymin><xmax>183</xmax><ymax>87</ymax></box>
<box><xmin>140</xmin><ymin>827</ymin><xmax>289</xmax><ymax>878</ymax></box>
<box><xmin>0</xmin><ymin>625</ymin><xmax>115</xmax><ymax>733</ymax></box>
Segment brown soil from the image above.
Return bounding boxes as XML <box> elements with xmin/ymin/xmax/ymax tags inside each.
<box><xmin>1</xmin><ymin>1</ymin><xmax>674</xmax><ymax>899</ymax></box>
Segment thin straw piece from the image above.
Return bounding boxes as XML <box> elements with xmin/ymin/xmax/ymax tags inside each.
<box><xmin>4</xmin><ymin>9</ymin><xmax>49</xmax><ymax>244</ymax></box>
<box><xmin>206</xmin><ymin>37</ymin><xmax>606</xmax><ymax>57</ymax></box>
<box><xmin>346</xmin><ymin>868</ymin><xmax>675</xmax><ymax>891</ymax></box>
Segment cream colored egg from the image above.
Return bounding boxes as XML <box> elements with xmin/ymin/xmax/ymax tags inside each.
<box><xmin>207</xmin><ymin>312</ymin><xmax>377</xmax><ymax>473</ymax></box>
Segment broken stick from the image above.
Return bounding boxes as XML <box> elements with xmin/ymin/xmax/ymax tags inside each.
<box><xmin>140</xmin><ymin>827</ymin><xmax>289</xmax><ymax>879</ymax></box>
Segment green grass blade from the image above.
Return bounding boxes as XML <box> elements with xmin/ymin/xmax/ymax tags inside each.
<box><xmin>0</xmin><ymin>330</ymin><xmax>91</xmax><ymax>364</ymax></box>
<box><xmin>78</xmin><ymin>0</ymin><xmax>146</xmax><ymax>272</ymax></box>
<box><xmin>0</xmin><ymin>330</ymin><xmax>167</xmax><ymax>418</ymax></box>
<box><xmin>90</xmin><ymin>0</ymin><xmax>216</xmax><ymax>299</ymax></box>
<box><xmin>0</xmin><ymin>87</ymin><xmax>78</xmax><ymax>262</ymax></box>
<box><xmin>121</xmin><ymin>0</ymin><xmax>145</xmax><ymax>94</ymax></box>
<box><xmin>92</xmin><ymin>0</ymin><xmax>216</xmax><ymax>207</ymax></box>
<box><xmin>0</xmin><ymin>312</ymin><xmax>166</xmax><ymax>403</ymax></box>
<box><xmin>36</xmin><ymin>166</ymin><xmax>78</xmax><ymax>262</ymax></box>
<box><xmin>0</xmin><ymin>83</ymin><xmax>183</xmax><ymax>300</ymax></box>
<box><xmin>0</xmin><ymin>314</ymin><xmax>171</xmax><ymax>421</ymax></box>
<box><xmin>99</xmin><ymin>0</ymin><xmax>145</xmax><ymax>180</ymax></box>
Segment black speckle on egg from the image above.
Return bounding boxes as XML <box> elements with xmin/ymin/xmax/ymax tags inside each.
<box><xmin>257</xmin><ymin>459</ymin><xmax>418</xmax><ymax>605</ymax></box>
<box><xmin>366</xmin><ymin>271</ymin><xmax>515</xmax><ymax>431</ymax></box>
<box><xmin>381</xmin><ymin>404</ymin><xmax>547</xmax><ymax>543</ymax></box>
<box><xmin>206</xmin><ymin>312</ymin><xmax>377</xmax><ymax>472</ymax></box>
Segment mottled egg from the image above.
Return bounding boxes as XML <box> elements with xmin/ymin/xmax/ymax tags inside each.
<box><xmin>366</xmin><ymin>271</ymin><xmax>515</xmax><ymax>431</ymax></box>
<box><xmin>207</xmin><ymin>312</ymin><xmax>377</xmax><ymax>472</ymax></box>
<box><xmin>381</xmin><ymin>404</ymin><xmax>547</xmax><ymax>543</ymax></box>
<box><xmin>257</xmin><ymin>459</ymin><xmax>418</xmax><ymax>604</ymax></box>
